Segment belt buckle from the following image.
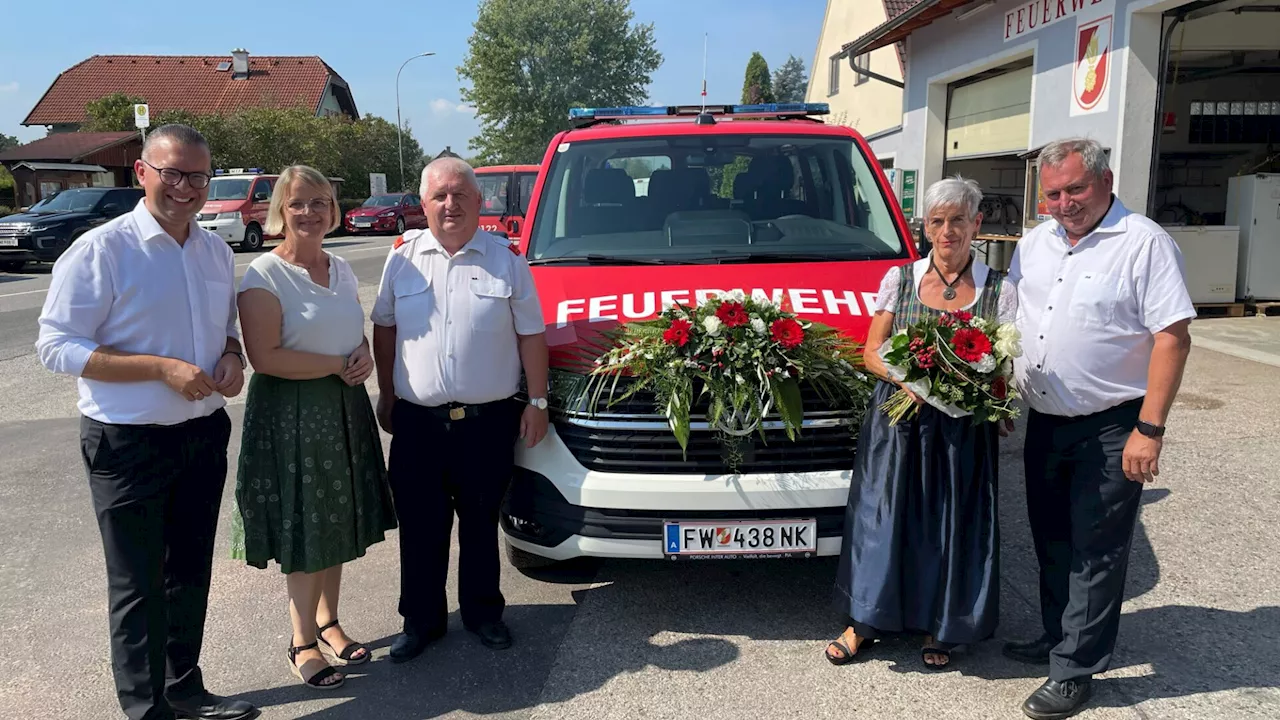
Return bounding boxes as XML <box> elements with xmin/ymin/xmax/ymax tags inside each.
<box><xmin>449</xmin><ymin>407</ymin><xmax>466</xmax><ymax>421</ymax></box>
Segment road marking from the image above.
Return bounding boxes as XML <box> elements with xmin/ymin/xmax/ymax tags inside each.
<box><xmin>1</xmin><ymin>242</ymin><xmax>396</xmax><ymax>299</ymax></box>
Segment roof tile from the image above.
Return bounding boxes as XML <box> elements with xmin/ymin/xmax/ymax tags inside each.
<box><xmin>0</xmin><ymin>132</ymin><xmax>137</xmax><ymax>162</ymax></box>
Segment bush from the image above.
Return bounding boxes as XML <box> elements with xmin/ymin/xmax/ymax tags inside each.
<box><xmin>0</xmin><ymin>206</ymin><xmax>12</xmax><ymax>217</ymax></box>
<box><xmin>338</xmin><ymin>198</ymin><xmax>365</xmax><ymax>216</ymax></box>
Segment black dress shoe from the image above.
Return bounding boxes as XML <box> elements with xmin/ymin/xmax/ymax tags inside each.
<box><xmin>1003</xmin><ymin>635</ymin><xmax>1057</xmax><ymax>665</ymax></box>
<box><xmin>466</xmin><ymin>620</ymin><xmax>513</xmax><ymax>650</ymax></box>
<box><xmin>389</xmin><ymin>625</ymin><xmax>446</xmax><ymax>664</ymax></box>
<box><xmin>169</xmin><ymin>691</ymin><xmax>257</xmax><ymax>720</ymax></box>
<box><xmin>1021</xmin><ymin>679</ymin><xmax>1093</xmax><ymax>720</ymax></box>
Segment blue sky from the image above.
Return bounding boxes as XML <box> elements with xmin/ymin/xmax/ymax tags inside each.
<box><xmin>0</xmin><ymin>0</ymin><xmax>827</xmax><ymax>156</ymax></box>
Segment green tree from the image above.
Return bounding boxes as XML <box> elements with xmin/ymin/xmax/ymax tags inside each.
<box><xmin>742</xmin><ymin>52</ymin><xmax>775</xmax><ymax>105</ymax></box>
<box><xmin>82</xmin><ymin>93</ymin><xmax>148</xmax><ymax>132</ymax></box>
<box><xmin>0</xmin><ymin>134</ymin><xmax>17</xmax><ymax>209</ymax></box>
<box><xmin>772</xmin><ymin>55</ymin><xmax>808</xmax><ymax>103</ymax></box>
<box><xmin>459</xmin><ymin>0</ymin><xmax>663</xmax><ymax>165</ymax></box>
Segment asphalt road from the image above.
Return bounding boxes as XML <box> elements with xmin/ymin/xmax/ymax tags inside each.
<box><xmin>0</xmin><ymin>235</ymin><xmax>1277</xmax><ymax>719</ymax></box>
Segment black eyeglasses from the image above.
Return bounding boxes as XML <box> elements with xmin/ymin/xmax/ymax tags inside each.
<box><xmin>141</xmin><ymin>160</ymin><xmax>212</xmax><ymax>189</ymax></box>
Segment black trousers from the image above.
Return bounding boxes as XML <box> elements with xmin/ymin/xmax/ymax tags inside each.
<box><xmin>1024</xmin><ymin>399</ymin><xmax>1144</xmax><ymax>682</ymax></box>
<box><xmin>388</xmin><ymin>397</ymin><xmax>523</xmax><ymax>633</ymax></box>
<box><xmin>81</xmin><ymin>409</ymin><xmax>232</xmax><ymax>720</ymax></box>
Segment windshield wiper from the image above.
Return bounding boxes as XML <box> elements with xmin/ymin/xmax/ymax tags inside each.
<box><xmin>529</xmin><ymin>255</ymin><xmax>702</xmax><ymax>266</ymax></box>
<box><xmin>692</xmin><ymin>253</ymin><xmax>848</xmax><ymax>264</ymax></box>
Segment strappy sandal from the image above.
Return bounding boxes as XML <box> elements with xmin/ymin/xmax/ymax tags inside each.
<box><xmin>825</xmin><ymin>632</ymin><xmax>874</xmax><ymax>666</ymax></box>
<box><xmin>317</xmin><ymin>618</ymin><xmax>370</xmax><ymax>666</ymax></box>
<box><xmin>288</xmin><ymin>642</ymin><xmax>345</xmax><ymax>690</ymax></box>
<box><xmin>920</xmin><ymin>643</ymin><xmax>954</xmax><ymax>671</ymax></box>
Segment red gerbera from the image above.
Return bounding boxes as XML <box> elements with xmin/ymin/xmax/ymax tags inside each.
<box><xmin>951</xmin><ymin>327</ymin><xmax>993</xmax><ymax>363</ymax></box>
<box><xmin>770</xmin><ymin>318</ymin><xmax>804</xmax><ymax>349</ymax></box>
<box><xmin>991</xmin><ymin>375</ymin><xmax>1008</xmax><ymax>399</ymax></box>
<box><xmin>663</xmin><ymin>318</ymin><xmax>692</xmax><ymax>346</ymax></box>
<box><xmin>716</xmin><ymin>302</ymin><xmax>750</xmax><ymax>328</ymax></box>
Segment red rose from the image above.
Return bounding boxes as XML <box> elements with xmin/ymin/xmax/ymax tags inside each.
<box><xmin>770</xmin><ymin>318</ymin><xmax>805</xmax><ymax>349</ymax></box>
<box><xmin>951</xmin><ymin>327</ymin><xmax>993</xmax><ymax>363</ymax></box>
<box><xmin>953</xmin><ymin>311</ymin><xmax>973</xmax><ymax>324</ymax></box>
<box><xmin>716</xmin><ymin>302</ymin><xmax>750</xmax><ymax>328</ymax></box>
<box><xmin>991</xmin><ymin>375</ymin><xmax>1008</xmax><ymax>399</ymax></box>
<box><xmin>663</xmin><ymin>318</ymin><xmax>692</xmax><ymax>346</ymax></box>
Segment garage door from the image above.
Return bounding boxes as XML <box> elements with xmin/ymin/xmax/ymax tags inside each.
<box><xmin>946</xmin><ymin>66</ymin><xmax>1034</xmax><ymax>159</ymax></box>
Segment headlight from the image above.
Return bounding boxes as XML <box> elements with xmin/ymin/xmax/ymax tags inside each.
<box><xmin>30</xmin><ymin>223</ymin><xmax>64</xmax><ymax>232</ymax></box>
<box><xmin>215</xmin><ymin>212</ymin><xmax>240</xmax><ymax>221</ymax></box>
<box><xmin>378</xmin><ymin>211</ymin><xmax>397</xmax><ymax>218</ymax></box>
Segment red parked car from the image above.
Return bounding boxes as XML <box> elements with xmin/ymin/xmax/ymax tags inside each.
<box><xmin>343</xmin><ymin>193</ymin><xmax>427</xmax><ymax>235</ymax></box>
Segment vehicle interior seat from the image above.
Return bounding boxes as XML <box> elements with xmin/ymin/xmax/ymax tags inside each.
<box><xmin>576</xmin><ymin>167</ymin><xmax>636</xmax><ymax>235</ymax></box>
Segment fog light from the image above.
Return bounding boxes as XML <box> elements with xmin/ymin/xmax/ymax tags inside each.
<box><xmin>505</xmin><ymin>514</ymin><xmax>545</xmax><ymax>537</ymax></box>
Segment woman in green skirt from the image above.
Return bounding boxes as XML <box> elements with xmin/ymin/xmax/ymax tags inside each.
<box><xmin>232</xmin><ymin>165</ymin><xmax>397</xmax><ymax>690</ymax></box>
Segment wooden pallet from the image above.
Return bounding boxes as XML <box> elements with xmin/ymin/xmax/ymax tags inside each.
<box><xmin>1194</xmin><ymin>302</ymin><xmax>1246</xmax><ymax>318</ymax></box>
<box><xmin>1247</xmin><ymin>301</ymin><xmax>1280</xmax><ymax>317</ymax></box>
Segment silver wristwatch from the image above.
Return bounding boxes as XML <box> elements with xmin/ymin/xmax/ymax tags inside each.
<box><xmin>528</xmin><ymin>397</ymin><xmax>548</xmax><ymax>410</ymax></box>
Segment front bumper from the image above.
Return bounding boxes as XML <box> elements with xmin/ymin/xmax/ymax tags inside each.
<box><xmin>0</xmin><ymin>235</ymin><xmax>64</xmax><ymax>262</ymax></box>
<box><xmin>345</xmin><ymin>215</ymin><xmax>398</xmax><ymax>233</ymax></box>
<box><xmin>198</xmin><ymin>218</ymin><xmax>244</xmax><ymax>244</ymax></box>
<box><xmin>502</xmin><ymin>426</ymin><xmax>849</xmax><ymax>560</ymax></box>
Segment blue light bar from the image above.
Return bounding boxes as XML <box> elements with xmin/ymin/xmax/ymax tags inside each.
<box><xmin>568</xmin><ymin>103</ymin><xmax>830</xmax><ymax>122</ymax></box>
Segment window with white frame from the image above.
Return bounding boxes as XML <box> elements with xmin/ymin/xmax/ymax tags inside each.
<box><xmin>828</xmin><ymin>55</ymin><xmax>840</xmax><ymax>96</ymax></box>
<box><xmin>853</xmin><ymin>54</ymin><xmax>869</xmax><ymax>86</ymax></box>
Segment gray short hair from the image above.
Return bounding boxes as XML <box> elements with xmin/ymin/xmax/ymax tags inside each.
<box><xmin>1037</xmin><ymin>137</ymin><xmax>1109</xmax><ymax>182</ymax></box>
<box><xmin>142</xmin><ymin>124</ymin><xmax>209</xmax><ymax>160</ymax></box>
<box><xmin>923</xmin><ymin>176</ymin><xmax>983</xmax><ymax>219</ymax></box>
<box><xmin>419</xmin><ymin>157</ymin><xmax>480</xmax><ymax>199</ymax></box>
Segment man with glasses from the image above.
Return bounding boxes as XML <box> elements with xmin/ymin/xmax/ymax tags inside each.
<box><xmin>37</xmin><ymin>125</ymin><xmax>256</xmax><ymax>720</ymax></box>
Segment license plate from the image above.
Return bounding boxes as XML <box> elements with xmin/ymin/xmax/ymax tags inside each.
<box><xmin>0</xmin><ymin>238</ymin><xmax>18</xmax><ymax>247</ymax></box>
<box><xmin>663</xmin><ymin>519</ymin><xmax>817</xmax><ymax>559</ymax></box>
<box><xmin>354</xmin><ymin>219</ymin><xmax>372</xmax><ymax>227</ymax></box>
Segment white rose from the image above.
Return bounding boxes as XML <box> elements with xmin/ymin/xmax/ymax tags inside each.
<box><xmin>703</xmin><ymin>316</ymin><xmax>723</xmax><ymax>337</ymax></box>
<box><xmin>969</xmin><ymin>354</ymin><xmax>996</xmax><ymax>373</ymax></box>
<box><xmin>994</xmin><ymin>323</ymin><xmax>1023</xmax><ymax>358</ymax></box>
<box><xmin>750</xmin><ymin>317</ymin><xmax>767</xmax><ymax>334</ymax></box>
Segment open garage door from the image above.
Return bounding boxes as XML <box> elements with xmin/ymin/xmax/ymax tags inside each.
<box><xmin>945</xmin><ymin>60</ymin><xmax>1034</xmax><ymax>160</ymax></box>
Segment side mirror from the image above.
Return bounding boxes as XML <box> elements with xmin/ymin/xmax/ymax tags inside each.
<box><xmin>253</xmin><ymin>192</ymin><xmax>269</xmax><ymax>202</ymax></box>
<box><xmin>100</xmin><ymin>203</ymin><xmax>120</xmax><ymax>215</ymax></box>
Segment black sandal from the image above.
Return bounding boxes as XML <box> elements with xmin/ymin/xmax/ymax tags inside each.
<box><xmin>825</xmin><ymin>633</ymin><xmax>874</xmax><ymax>666</ymax></box>
<box><xmin>317</xmin><ymin>618</ymin><xmax>370</xmax><ymax>666</ymax></box>
<box><xmin>920</xmin><ymin>645</ymin><xmax>953</xmax><ymax>671</ymax></box>
<box><xmin>288</xmin><ymin>642</ymin><xmax>345</xmax><ymax>689</ymax></box>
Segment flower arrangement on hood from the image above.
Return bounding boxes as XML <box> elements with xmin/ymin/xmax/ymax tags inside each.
<box><xmin>579</xmin><ymin>291</ymin><xmax>872</xmax><ymax>464</ymax></box>
<box><xmin>878</xmin><ymin>310</ymin><xmax>1022</xmax><ymax>426</ymax></box>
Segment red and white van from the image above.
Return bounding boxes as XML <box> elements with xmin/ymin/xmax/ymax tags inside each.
<box><xmin>475</xmin><ymin>164</ymin><xmax>539</xmax><ymax>243</ymax></box>
<box><xmin>197</xmin><ymin>169</ymin><xmax>279</xmax><ymax>251</ymax></box>
<box><xmin>502</xmin><ymin>103</ymin><xmax>918</xmax><ymax>568</ymax></box>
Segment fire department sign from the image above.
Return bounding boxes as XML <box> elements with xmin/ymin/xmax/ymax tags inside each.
<box><xmin>1071</xmin><ymin>14</ymin><xmax>1113</xmax><ymax>116</ymax></box>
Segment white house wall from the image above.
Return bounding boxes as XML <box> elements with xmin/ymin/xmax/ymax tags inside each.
<box><xmin>808</xmin><ymin>0</ymin><xmax>905</xmax><ymax>137</ymax></box>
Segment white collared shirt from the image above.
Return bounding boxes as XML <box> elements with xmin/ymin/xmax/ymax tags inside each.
<box><xmin>36</xmin><ymin>200</ymin><xmax>239</xmax><ymax>425</ymax></box>
<box><xmin>370</xmin><ymin>229</ymin><xmax>545</xmax><ymax>407</ymax></box>
<box><xmin>1007</xmin><ymin>197</ymin><xmax>1196</xmax><ymax>417</ymax></box>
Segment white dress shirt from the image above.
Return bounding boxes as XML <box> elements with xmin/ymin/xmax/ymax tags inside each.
<box><xmin>1007</xmin><ymin>197</ymin><xmax>1196</xmax><ymax>417</ymax></box>
<box><xmin>371</xmin><ymin>229</ymin><xmax>545</xmax><ymax>406</ymax></box>
<box><xmin>239</xmin><ymin>252</ymin><xmax>364</xmax><ymax>357</ymax></box>
<box><xmin>36</xmin><ymin>200</ymin><xmax>239</xmax><ymax>425</ymax></box>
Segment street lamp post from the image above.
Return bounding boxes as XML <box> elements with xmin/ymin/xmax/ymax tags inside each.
<box><xmin>396</xmin><ymin>51</ymin><xmax>436</xmax><ymax>192</ymax></box>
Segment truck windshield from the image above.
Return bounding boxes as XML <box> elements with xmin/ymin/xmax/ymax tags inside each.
<box><xmin>526</xmin><ymin>134</ymin><xmax>906</xmax><ymax>263</ymax></box>
<box><xmin>206</xmin><ymin>178</ymin><xmax>251</xmax><ymax>201</ymax></box>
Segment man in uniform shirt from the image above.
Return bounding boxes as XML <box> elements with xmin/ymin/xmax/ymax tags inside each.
<box><xmin>372</xmin><ymin>157</ymin><xmax>549</xmax><ymax>661</ymax></box>
<box><xmin>36</xmin><ymin>125</ymin><xmax>256</xmax><ymax>720</ymax></box>
<box><xmin>1004</xmin><ymin>138</ymin><xmax>1194</xmax><ymax>720</ymax></box>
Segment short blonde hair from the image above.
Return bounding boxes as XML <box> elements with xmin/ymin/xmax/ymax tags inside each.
<box><xmin>266</xmin><ymin>165</ymin><xmax>340</xmax><ymax>236</ymax></box>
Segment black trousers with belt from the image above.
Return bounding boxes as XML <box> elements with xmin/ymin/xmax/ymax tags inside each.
<box><xmin>1023</xmin><ymin>398</ymin><xmax>1145</xmax><ymax>682</ymax></box>
<box><xmin>80</xmin><ymin>409</ymin><xmax>232</xmax><ymax>720</ymax></box>
<box><xmin>388</xmin><ymin>397</ymin><xmax>523</xmax><ymax>633</ymax></box>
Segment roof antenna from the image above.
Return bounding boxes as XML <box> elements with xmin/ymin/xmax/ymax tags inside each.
<box><xmin>696</xmin><ymin>33</ymin><xmax>715</xmax><ymax>125</ymax></box>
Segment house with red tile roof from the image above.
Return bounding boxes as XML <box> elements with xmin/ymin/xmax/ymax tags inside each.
<box><xmin>0</xmin><ymin>132</ymin><xmax>141</xmax><ymax>209</ymax></box>
<box><xmin>23</xmin><ymin>49</ymin><xmax>359</xmax><ymax>133</ymax></box>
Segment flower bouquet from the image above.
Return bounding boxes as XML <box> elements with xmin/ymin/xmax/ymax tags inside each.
<box><xmin>877</xmin><ymin>310</ymin><xmax>1022</xmax><ymax>426</ymax></box>
<box><xmin>580</xmin><ymin>292</ymin><xmax>872</xmax><ymax>461</ymax></box>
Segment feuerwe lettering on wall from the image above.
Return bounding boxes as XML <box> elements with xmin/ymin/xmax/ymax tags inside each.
<box><xmin>1004</xmin><ymin>0</ymin><xmax>1105</xmax><ymax>40</ymax></box>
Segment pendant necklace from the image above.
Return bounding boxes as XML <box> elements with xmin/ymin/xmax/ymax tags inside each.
<box><xmin>930</xmin><ymin>254</ymin><xmax>973</xmax><ymax>301</ymax></box>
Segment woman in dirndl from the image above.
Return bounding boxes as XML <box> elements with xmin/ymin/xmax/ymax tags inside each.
<box><xmin>231</xmin><ymin>165</ymin><xmax>397</xmax><ymax>690</ymax></box>
<box><xmin>826</xmin><ymin>176</ymin><xmax>1017</xmax><ymax>670</ymax></box>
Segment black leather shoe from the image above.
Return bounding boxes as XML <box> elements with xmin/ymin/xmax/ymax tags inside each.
<box><xmin>389</xmin><ymin>625</ymin><xmax>446</xmax><ymax>664</ymax></box>
<box><xmin>466</xmin><ymin>620</ymin><xmax>513</xmax><ymax>650</ymax></box>
<box><xmin>169</xmin><ymin>691</ymin><xmax>257</xmax><ymax>720</ymax></box>
<box><xmin>1003</xmin><ymin>635</ymin><xmax>1057</xmax><ymax>665</ymax></box>
<box><xmin>1021</xmin><ymin>679</ymin><xmax>1093</xmax><ymax>720</ymax></box>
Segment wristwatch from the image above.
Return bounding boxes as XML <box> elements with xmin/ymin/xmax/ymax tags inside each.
<box><xmin>528</xmin><ymin>397</ymin><xmax>549</xmax><ymax>410</ymax></box>
<box><xmin>1136</xmin><ymin>420</ymin><xmax>1165</xmax><ymax>438</ymax></box>
<box><xmin>222</xmin><ymin>350</ymin><xmax>246</xmax><ymax>369</ymax></box>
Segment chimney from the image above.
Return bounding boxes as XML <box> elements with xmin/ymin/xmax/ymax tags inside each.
<box><xmin>230</xmin><ymin>48</ymin><xmax>249</xmax><ymax>78</ymax></box>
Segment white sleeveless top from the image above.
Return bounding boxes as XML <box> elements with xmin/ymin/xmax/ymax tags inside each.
<box><xmin>238</xmin><ymin>252</ymin><xmax>365</xmax><ymax>356</ymax></box>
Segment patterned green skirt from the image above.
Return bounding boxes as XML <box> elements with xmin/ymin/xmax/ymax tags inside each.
<box><xmin>230</xmin><ymin>373</ymin><xmax>397</xmax><ymax>575</ymax></box>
